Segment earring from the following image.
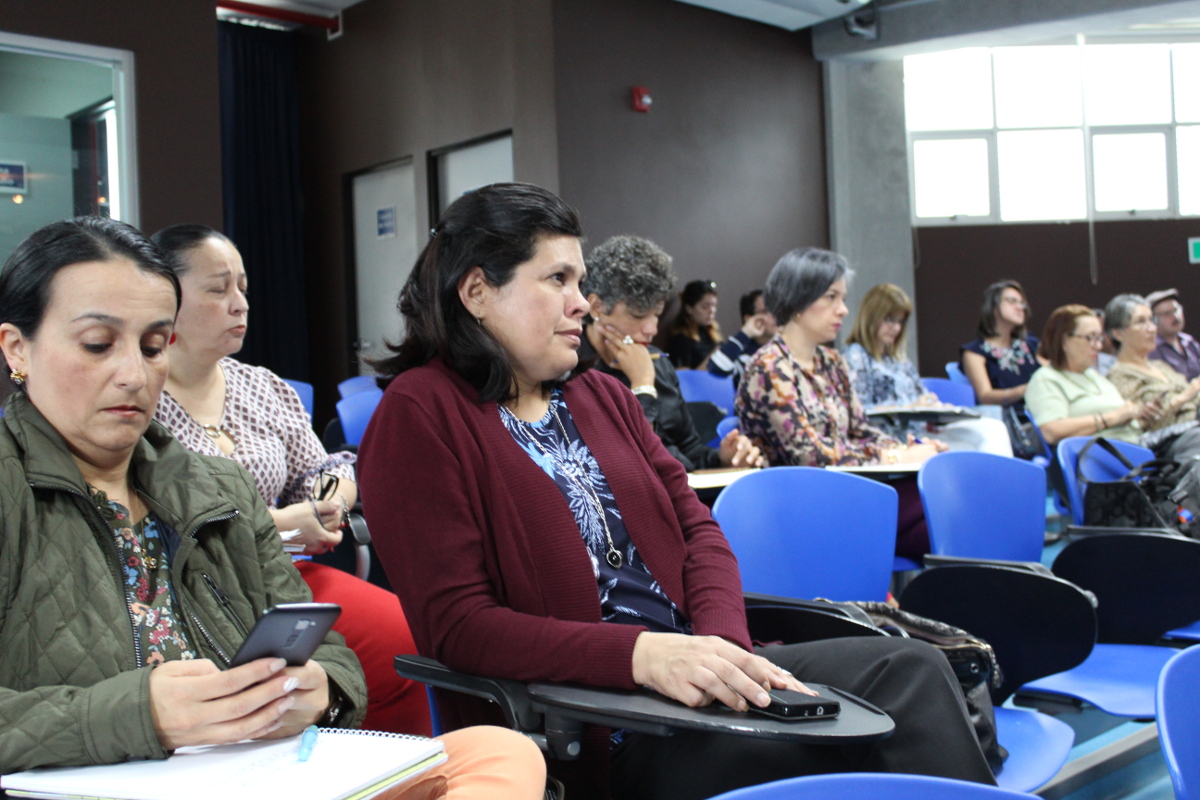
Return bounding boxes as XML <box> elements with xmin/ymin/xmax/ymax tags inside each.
<box><xmin>9</xmin><ymin>369</ymin><xmax>26</xmax><ymax>386</ymax></box>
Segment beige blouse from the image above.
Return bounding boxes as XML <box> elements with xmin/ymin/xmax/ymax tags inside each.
<box><xmin>1107</xmin><ymin>360</ymin><xmax>1199</xmax><ymax>433</ymax></box>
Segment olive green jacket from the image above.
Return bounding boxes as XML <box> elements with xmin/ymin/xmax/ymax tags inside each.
<box><xmin>0</xmin><ymin>394</ymin><xmax>366</xmax><ymax>774</ymax></box>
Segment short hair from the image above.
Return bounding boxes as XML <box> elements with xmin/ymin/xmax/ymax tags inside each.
<box><xmin>1039</xmin><ymin>304</ymin><xmax>1095</xmax><ymax>370</ymax></box>
<box><xmin>373</xmin><ymin>183</ymin><xmax>584</xmax><ymax>403</ymax></box>
<box><xmin>151</xmin><ymin>224</ymin><xmax>234</xmax><ymax>276</ymax></box>
<box><xmin>763</xmin><ymin>247</ymin><xmax>852</xmax><ymax>325</ymax></box>
<box><xmin>846</xmin><ymin>283</ymin><xmax>913</xmax><ymax>360</ymax></box>
<box><xmin>0</xmin><ymin>216</ymin><xmax>180</xmax><ymax>343</ymax></box>
<box><xmin>978</xmin><ymin>280</ymin><xmax>1029</xmax><ymax>340</ymax></box>
<box><xmin>739</xmin><ymin>289</ymin><xmax>764</xmax><ymax>320</ymax></box>
<box><xmin>1103</xmin><ymin>293</ymin><xmax>1149</xmax><ymax>351</ymax></box>
<box><xmin>582</xmin><ymin>235</ymin><xmax>676</xmax><ymax>316</ymax></box>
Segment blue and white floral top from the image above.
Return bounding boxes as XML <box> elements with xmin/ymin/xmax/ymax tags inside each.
<box><xmin>499</xmin><ymin>390</ymin><xmax>690</xmax><ymax>635</ymax></box>
<box><xmin>842</xmin><ymin>343</ymin><xmax>926</xmax><ymax>410</ymax></box>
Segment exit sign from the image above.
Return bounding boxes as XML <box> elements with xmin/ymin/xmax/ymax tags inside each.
<box><xmin>1192</xmin><ymin>238</ymin><xmax>1200</xmax><ymax>264</ymax></box>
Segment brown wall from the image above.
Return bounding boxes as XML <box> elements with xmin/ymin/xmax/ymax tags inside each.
<box><xmin>0</xmin><ymin>0</ymin><xmax>223</xmax><ymax>235</ymax></box>
<box><xmin>553</xmin><ymin>0</ymin><xmax>828</xmax><ymax>337</ymax></box>
<box><xmin>295</xmin><ymin>0</ymin><xmax>558</xmax><ymax>417</ymax></box>
<box><xmin>915</xmin><ymin>219</ymin><xmax>1200</xmax><ymax>373</ymax></box>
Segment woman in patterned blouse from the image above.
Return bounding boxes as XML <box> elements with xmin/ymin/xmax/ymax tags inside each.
<box><xmin>151</xmin><ymin>225</ymin><xmax>430</xmax><ymax>737</ymax></box>
<box><xmin>960</xmin><ymin>280</ymin><xmax>1042</xmax><ymax>407</ymax></box>
<box><xmin>736</xmin><ymin>249</ymin><xmax>946</xmax><ymax>560</ymax></box>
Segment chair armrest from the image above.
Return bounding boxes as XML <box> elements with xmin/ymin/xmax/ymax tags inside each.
<box><xmin>1063</xmin><ymin>525</ymin><xmax>1183</xmax><ymax>539</ymax></box>
<box><xmin>394</xmin><ymin>655</ymin><xmax>542</xmax><ymax>733</ymax></box>
<box><xmin>923</xmin><ymin>554</ymin><xmax>1053</xmax><ymax>576</ymax></box>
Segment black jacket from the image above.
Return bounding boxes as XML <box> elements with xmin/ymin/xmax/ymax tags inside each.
<box><xmin>580</xmin><ymin>333</ymin><xmax>722</xmax><ymax>472</ymax></box>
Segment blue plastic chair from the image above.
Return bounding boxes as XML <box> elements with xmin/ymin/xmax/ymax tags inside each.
<box><xmin>918</xmin><ymin>452</ymin><xmax>1046</xmax><ymax>563</ymax></box>
<box><xmin>923</xmin><ymin>377</ymin><xmax>975</xmax><ymax>406</ymax></box>
<box><xmin>713</xmin><ymin>467</ymin><xmax>897</xmax><ymax>602</ymax></box>
<box><xmin>1055</xmin><ymin>436</ymin><xmax>1154</xmax><ymax>525</ymax></box>
<box><xmin>338</xmin><ymin>374</ymin><xmax>379</xmax><ymax>399</ymax></box>
<box><xmin>676</xmin><ymin>370</ymin><xmax>736</xmax><ymax>416</ymax></box>
<box><xmin>945</xmin><ymin>361</ymin><xmax>971</xmax><ymax>386</ymax></box>
<box><xmin>715</xmin><ymin>415</ymin><xmax>739</xmax><ymax>441</ymax></box>
<box><xmin>281</xmin><ymin>378</ymin><xmax>314</xmax><ymax>419</ymax></box>
<box><xmin>709</xmin><ymin>772</ymin><xmax>1035</xmax><ymax>800</ymax></box>
<box><xmin>336</xmin><ymin>387</ymin><xmax>383</xmax><ymax>446</ymax></box>
<box><xmin>1158</xmin><ymin>645</ymin><xmax>1200</xmax><ymax>800</ymax></box>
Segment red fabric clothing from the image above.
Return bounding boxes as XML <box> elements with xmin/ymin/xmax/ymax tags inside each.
<box><xmin>358</xmin><ymin>359</ymin><xmax>751</xmax><ymax>691</ymax></box>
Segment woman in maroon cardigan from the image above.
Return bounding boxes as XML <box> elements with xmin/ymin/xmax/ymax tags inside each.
<box><xmin>357</xmin><ymin>184</ymin><xmax>995</xmax><ymax>800</ymax></box>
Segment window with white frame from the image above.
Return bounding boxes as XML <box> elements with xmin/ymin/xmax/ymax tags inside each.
<box><xmin>905</xmin><ymin>42</ymin><xmax>1200</xmax><ymax>225</ymax></box>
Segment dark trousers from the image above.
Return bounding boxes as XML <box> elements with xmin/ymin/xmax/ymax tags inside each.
<box><xmin>894</xmin><ymin>477</ymin><xmax>930</xmax><ymax>562</ymax></box>
<box><xmin>608</xmin><ymin>637</ymin><xmax>996</xmax><ymax>800</ymax></box>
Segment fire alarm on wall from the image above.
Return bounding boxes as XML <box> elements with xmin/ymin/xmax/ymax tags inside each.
<box><xmin>631</xmin><ymin>86</ymin><xmax>652</xmax><ymax>113</ymax></box>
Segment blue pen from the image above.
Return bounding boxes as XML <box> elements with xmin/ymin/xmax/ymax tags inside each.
<box><xmin>297</xmin><ymin>725</ymin><xmax>319</xmax><ymax>762</ymax></box>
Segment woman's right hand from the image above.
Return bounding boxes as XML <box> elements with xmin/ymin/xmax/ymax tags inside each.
<box><xmin>631</xmin><ymin>632</ymin><xmax>813</xmax><ymax>711</ymax></box>
<box><xmin>270</xmin><ymin>502</ymin><xmax>343</xmax><ymax>555</ymax></box>
<box><xmin>596</xmin><ymin>324</ymin><xmax>656</xmax><ymax>388</ymax></box>
<box><xmin>886</xmin><ymin>443</ymin><xmax>941</xmax><ymax>465</ymax></box>
<box><xmin>149</xmin><ymin>658</ymin><xmax>299</xmax><ymax>750</ymax></box>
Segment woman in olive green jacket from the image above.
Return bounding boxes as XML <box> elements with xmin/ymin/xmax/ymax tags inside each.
<box><xmin>0</xmin><ymin>217</ymin><xmax>367</xmax><ymax>774</ymax></box>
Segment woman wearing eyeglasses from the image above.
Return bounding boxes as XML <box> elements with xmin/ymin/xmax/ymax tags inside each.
<box><xmin>960</xmin><ymin>280</ymin><xmax>1042</xmax><ymax>407</ymax></box>
<box><xmin>667</xmin><ymin>279</ymin><xmax>721</xmax><ymax>370</ymax></box>
<box><xmin>1024</xmin><ymin>304</ymin><xmax>1161</xmax><ymax>446</ymax></box>
<box><xmin>150</xmin><ymin>225</ymin><xmax>430</xmax><ymax>736</ymax></box>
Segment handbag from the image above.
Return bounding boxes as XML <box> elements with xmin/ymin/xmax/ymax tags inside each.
<box><xmin>785</xmin><ymin>599</ymin><xmax>1007</xmax><ymax>773</ymax></box>
<box><xmin>1003</xmin><ymin>405</ymin><xmax>1044</xmax><ymax>460</ymax></box>
<box><xmin>1078</xmin><ymin>437</ymin><xmax>1188</xmax><ymax>531</ymax></box>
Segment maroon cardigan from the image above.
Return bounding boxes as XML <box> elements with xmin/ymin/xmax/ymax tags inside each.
<box><xmin>358</xmin><ymin>359</ymin><xmax>751</xmax><ymax>692</ymax></box>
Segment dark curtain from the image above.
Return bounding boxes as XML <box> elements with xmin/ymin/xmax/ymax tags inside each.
<box><xmin>218</xmin><ymin>21</ymin><xmax>310</xmax><ymax>381</ymax></box>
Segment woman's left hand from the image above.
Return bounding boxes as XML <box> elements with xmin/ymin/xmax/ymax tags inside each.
<box><xmin>254</xmin><ymin>660</ymin><xmax>330</xmax><ymax>740</ymax></box>
<box><xmin>718</xmin><ymin>431</ymin><xmax>765</xmax><ymax>468</ymax></box>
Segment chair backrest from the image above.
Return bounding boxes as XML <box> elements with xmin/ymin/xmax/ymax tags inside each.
<box><xmin>715</xmin><ymin>415</ymin><xmax>739</xmax><ymax>441</ymax></box>
<box><xmin>1158</xmin><ymin>644</ymin><xmax>1200</xmax><ymax>800</ymax></box>
<box><xmin>338</xmin><ymin>374</ymin><xmax>379</xmax><ymax>399</ymax></box>
<box><xmin>709</xmin><ymin>772</ymin><xmax>1034</xmax><ymax>800</ymax></box>
<box><xmin>281</xmin><ymin>378</ymin><xmax>314</xmax><ymax>418</ymax></box>
<box><xmin>675</xmin><ymin>370</ymin><xmax>736</xmax><ymax>416</ymax></box>
<box><xmin>1052</xmin><ymin>531</ymin><xmax>1200</xmax><ymax>644</ymax></box>
<box><xmin>945</xmin><ymin>361</ymin><xmax>971</xmax><ymax>385</ymax></box>
<box><xmin>901</xmin><ymin>564</ymin><xmax>1096</xmax><ymax>703</ymax></box>
<box><xmin>712</xmin><ymin>467</ymin><xmax>898</xmax><ymax>602</ymax></box>
<box><xmin>1055</xmin><ymin>436</ymin><xmax>1155</xmax><ymax>524</ymax></box>
<box><xmin>923</xmin><ymin>377</ymin><xmax>975</xmax><ymax>406</ymax></box>
<box><xmin>336</xmin><ymin>387</ymin><xmax>384</xmax><ymax>446</ymax></box>
<box><xmin>918</xmin><ymin>452</ymin><xmax>1046</xmax><ymax>562</ymax></box>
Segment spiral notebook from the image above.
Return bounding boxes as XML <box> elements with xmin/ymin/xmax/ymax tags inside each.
<box><xmin>1</xmin><ymin>729</ymin><xmax>445</xmax><ymax>800</ymax></box>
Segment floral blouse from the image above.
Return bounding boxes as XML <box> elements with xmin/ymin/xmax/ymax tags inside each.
<box><xmin>92</xmin><ymin>489</ymin><xmax>196</xmax><ymax>666</ymax></box>
<box><xmin>737</xmin><ymin>337</ymin><xmax>899</xmax><ymax>467</ymax></box>
<box><xmin>960</xmin><ymin>336</ymin><xmax>1041</xmax><ymax>393</ymax></box>
<box><xmin>842</xmin><ymin>343</ymin><xmax>926</xmax><ymax>409</ymax></box>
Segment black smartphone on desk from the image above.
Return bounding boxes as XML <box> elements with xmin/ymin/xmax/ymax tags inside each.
<box><xmin>229</xmin><ymin>603</ymin><xmax>341</xmax><ymax>668</ymax></box>
<box><xmin>749</xmin><ymin>688</ymin><xmax>841</xmax><ymax>721</ymax></box>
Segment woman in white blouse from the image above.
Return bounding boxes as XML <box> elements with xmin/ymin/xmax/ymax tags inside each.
<box><xmin>151</xmin><ymin>224</ymin><xmax>430</xmax><ymax>736</ymax></box>
<box><xmin>843</xmin><ymin>284</ymin><xmax>1012</xmax><ymax>456</ymax></box>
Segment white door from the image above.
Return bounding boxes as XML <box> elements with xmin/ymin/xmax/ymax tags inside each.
<box><xmin>351</xmin><ymin>161</ymin><xmax>418</xmax><ymax>374</ymax></box>
<box><xmin>435</xmin><ymin>134</ymin><xmax>513</xmax><ymax>218</ymax></box>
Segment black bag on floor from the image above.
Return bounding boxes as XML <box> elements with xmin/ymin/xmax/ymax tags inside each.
<box><xmin>1077</xmin><ymin>437</ymin><xmax>1191</xmax><ymax>531</ymax></box>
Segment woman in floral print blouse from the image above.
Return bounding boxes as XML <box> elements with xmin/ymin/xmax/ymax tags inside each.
<box><xmin>736</xmin><ymin>248</ymin><xmax>946</xmax><ymax>560</ymax></box>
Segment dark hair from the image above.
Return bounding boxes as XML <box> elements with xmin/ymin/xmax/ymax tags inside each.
<box><xmin>739</xmin><ymin>289</ymin><xmax>764</xmax><ymax>320</ymax></box>
<box><xmin>764</xmin><ymin>248</ymin><xmax>851</xmax><ymax>324</ymax></box>
<box><xmin>0</xmin><ymin>216</ymin><xmax>181</xmax><ymax>343</ymax></box>
<box><xmin>670</xmin><ymin>279</ymin><xmax>720</xmax><ymax>340</ymax></box>
<box><xmin>373</xmin><ymin>183</ymin><xmax>583</xmax><ymax>402</ymax></box>
<box><xmin>978</xmin><ymin>280</ymin><xmax>1029</xmax><ymax>340</ymax></box>
<box><xmin>1038</xmin><ymin>304</ymin><xmax>1094</xmax><ymax>370</ymax></box>
<box><xmin>150</xmin><ymin>224</ymin><xmax>233</xmax><ymax>275</ymax></box>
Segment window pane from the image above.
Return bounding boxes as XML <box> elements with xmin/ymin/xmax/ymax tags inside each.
<box><xmin>993</xmin><ymin>46</ymin><xmax>1082</xmax><ymax>128</ymax></box>
<box><xmin>1174</xmin><ymin>44</ymin><xmax>1200</xmax><ymax>123</ymax></box>
<box><xmin>1092</xmin><ymin>133</ymin><xmax>1168</xmax><ymax>212</ymax></box>
<box><xmin>997</xmin><ymin>129</ymin><xmax>1086</xmax><ymax>221</ymax></box>
<box><xmin>904</xmin><ymin>49</ymin><xmax>994</xmax><ymax>131</ymax></box>
<box><xmin>912</xmin><ymin>139</ymin><xmax>990</xmax><ymax>218</ymax></box>
<box><xmin>1180</xmin><ymin>126</ymin><xmax>1200</xmax><ymax>216</ymax></box>
<box><xmin>1084</xmin><ymin>44</ymin><xmax>1172</xmax><ymax>125</ymax></box>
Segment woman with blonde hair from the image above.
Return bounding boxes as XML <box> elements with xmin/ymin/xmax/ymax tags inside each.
<box><xmin>843</xmin><ymin>284</ymin><xmax>1011</xmax><ymax>455</ymax></box>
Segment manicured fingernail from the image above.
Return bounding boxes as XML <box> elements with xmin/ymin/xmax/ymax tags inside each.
<box><xmin>756</xmin><ymin>692</ymin><xmax>770</xmax><ymax>706</ymax></box>
<box><xmin>283</xmin><ymin>677</ymin><xmax>299</xmax><ymax>692</ymax></box>
<box><xmin>270</xmin><ymin>658</ymin><xmax>287</xmax><ymax>672</ymax></box>
<box><xmin>280</xmin><ymin>696</ymin><xmax>296</xmax><ymax>711</ymax></box>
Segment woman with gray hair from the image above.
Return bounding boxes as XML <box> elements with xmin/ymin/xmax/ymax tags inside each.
<box><xmin>580</xmin><ymin>235</ymin><xmax>762</xmax><ymax>471</ymax></box>
<box><xmin>736</xmin><ymin>248</ymin><xmax>945</xmax><ymax>560</ymax></box>
<box><xmin>1105</xmin><ymin>293</ymin><xmax>1200</xmax><ymax>457</ymax></box>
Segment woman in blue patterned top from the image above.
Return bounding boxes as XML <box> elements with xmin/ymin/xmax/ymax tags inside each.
<box><xmin>844</xmin><ymin>284</ymin><xmax>1012</xmax><ymax>456</ymax></box>
<box><xmin>960</xmin><ymin>280</ymin><xmax>1043</xmax><ymax>407</ymax></box>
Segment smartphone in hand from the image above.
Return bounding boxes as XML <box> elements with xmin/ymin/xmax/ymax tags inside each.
<box><xmin>749</xmin><ymin>688</ymin><xmax>841</xmax><ymax>721</ymax></box>
<box><xmin>229</xmin><ymin>603</ymin><xmax>341</xmax><ymax>668</ymax></box>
